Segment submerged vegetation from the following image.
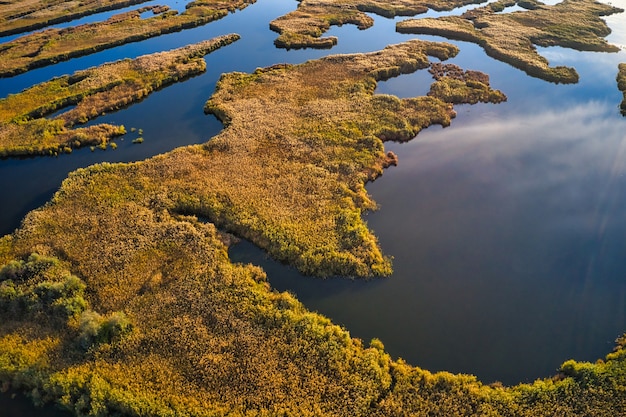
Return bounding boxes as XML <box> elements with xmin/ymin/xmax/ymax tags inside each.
<box><xmin>0</xmin><ymin>35</ymin><xmax>239</xmax><ymax>157</ymax></box>
<box><xmin>617</xmin><ymin>63</ymin><xmax>626</xmax><ymax>116</ymax></box>
<box><xmin>397</xmin><ymin>0</ymin><xmax>623</xmax><ymax>83</ymax></box>
<box><xmin>0</xmin><ymin>0</ymin><xmax>252</xmax><ymax>78</ymax></box>
<box><xmin>0</xmin><ymin>0</ymin><xmax>148</xmax><ymax>37</ymax></box>
<box><xmin>270</xmin><ymin>0</ymin><xmax>484</xmax><ymax>49</ymax></box>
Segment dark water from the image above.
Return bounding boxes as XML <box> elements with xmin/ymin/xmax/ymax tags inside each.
<box><xmin>1</xmin><ymin>0</ymin><xmax>626</xmax><ymax>412</ymax></box>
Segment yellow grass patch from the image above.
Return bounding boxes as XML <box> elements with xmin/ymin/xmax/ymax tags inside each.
<box><xmin>269</xmin><ymin>0</ymin><xmax>485</xmax><ymax>49</ymax></box>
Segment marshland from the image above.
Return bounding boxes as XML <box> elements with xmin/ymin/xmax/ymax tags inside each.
<box><xmin>1</xmin><ymin>0</ymin><xmax>626</xmax><ymax>416</ymax></box>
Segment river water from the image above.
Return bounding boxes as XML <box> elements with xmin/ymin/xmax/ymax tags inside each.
<box><xmin>1</xmin><ymin>0</ymin><xmax>626</xmax><ymax>413</ymax></box>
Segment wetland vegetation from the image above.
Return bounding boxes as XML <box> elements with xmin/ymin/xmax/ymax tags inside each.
<box><xmin>1</xmin><ymin>0</ymin><xmax>626</xmax><ymax>415</ymax></box>
<box><xmin>0</xmin><ymin>0</ymin><xmax>253</xmax><ymax>78</ymax></box>
<box><xmin>397</xmin><ymin>0</ymin><xmax>623</xmax><ymax>83</ymax></box>
<box><xmin>0</xmin><ymin>0</ymin><xmax>148</xmax><ymax>37</ymax></box>
<box><xmin>0</xmin><ymin>35</ymin><xmax>239</xmax><ymax>157</ymax></box>
<box><xmin>1</xmin><ymin>39</ymin><xmax>626</xmax><ymax>417</ymax></box>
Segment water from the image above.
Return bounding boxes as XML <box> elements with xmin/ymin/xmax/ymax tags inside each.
<box><xmin>1</xmin><ymin>0</ymin><xmax>626</xmax><ymax>412</ymax></box>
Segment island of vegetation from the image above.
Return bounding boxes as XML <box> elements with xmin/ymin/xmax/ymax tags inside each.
<box><xmin>0</xmin><ymin>0</ymin><xmax>149</xmax><ymax>37</ymax></box>
<box><xmin>396</xmin><ymin>0</ymin><xmax>623</xmax><ymax>83</ymax></box>
<box><xmin>0</xmin><ymin>0</ymin><xmax>253</xmax><ymax>78</ymax></box>
<box><xmin>617</xmin><ymin>63</ymin><xmax>626</xmax><ymax>116</ymax></box>
<box><xmin>269</xmin><ymin>0</ymin><xmax>485</xmax><ymax>49</ymax></box>
<box><xmin>0</xmin><ymin>35</ymin><xmax>239</xmax><ymax>158</ymax></box>
<box><xmin>2</xmin><ymin>39</ymin><xmax>626</xmax><ymax>417</ymax></box>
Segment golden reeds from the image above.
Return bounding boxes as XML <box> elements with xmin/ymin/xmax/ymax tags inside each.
<box><xmin>397</xmin><ymin>0</ymin><xmax>623</xmax><ymax>83</ymax></box>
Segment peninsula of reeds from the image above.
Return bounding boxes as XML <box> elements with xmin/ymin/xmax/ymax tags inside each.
<box><xmin>0</xmin><ymin>0</ymin><xmax>253</xmax><ymax>78</ymax></box>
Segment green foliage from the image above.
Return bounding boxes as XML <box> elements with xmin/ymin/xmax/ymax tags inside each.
<box><xmin>0</xmin><ymin>271</ymin><xmax>88</xmax><ymax>324</ymax></box>
<box><xmin>0</xmin><ymin>253</ymin><xmax>59</xmax><ymax>282</ymax></box>
<box><xmin>270</xmin><ymin>0</ymin><xmax>485</xmax><ymax>49</ymax></box>
<box><xmin>397</xmin><ymin>0</ymin><xmax>623</xmax><ymax>83</ymax></box>
<box><xmin>78</xmin><ymin>311</ymin><xmax>132</xmax><ymax>349</ymax></box>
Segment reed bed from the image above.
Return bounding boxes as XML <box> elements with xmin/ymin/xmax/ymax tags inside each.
<box><xmin>397</xmin><ymin>0</ymin><xmax>623</xmax><ymax>84</ymax></box>
<box><xmin>0</xmin><ymin>0</ymin><xmax>149</xmax><ymax>37</ymax></box>
<box><xmin>0</xmin><ymin>35</ymin><xmax>239</xmax><ymax>157</ymax></box>
<box><xmin>269</xmin><ymin>0</ymin><xmax>484</xmax><ymax>49</ymax></box>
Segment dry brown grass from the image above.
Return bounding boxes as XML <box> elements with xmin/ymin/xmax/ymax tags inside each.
<box><xmin>0</xmin><ymin>0</ymin><xmax>252</xmax><ymax>78</ymax></box>
<box><xmin>0</xmin><ymin>0</ymin><xmax>148</xmax><ymax>36</ymax></box>
<box><xmin>269</xmin><ymin>0</ymin><xmax>485</xmax><ymax>49</ymax></box>
<box><xmin>397</xmin><ymin>0</ymin><xmax>623</xmax><ymax>83</ymax></box>
<box><xmin>0</xmin><ymin>35</ymin><xmax>239</xmax><ymax>157</ymax></box>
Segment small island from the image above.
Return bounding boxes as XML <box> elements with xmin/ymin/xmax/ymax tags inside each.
<box><xmin>269</xmin><ymin>0</ymin><xmax>485</xmax><ymax>49</ymax></box>
<box><xmin>0</xmin><ymin>0</ymin><xmax>253</xmax><ymax>78</ymax></box>
<box><xmin>397</xmin><ymin>0</ymin><xmax>623</xmax><ymax>83</ymax></box>
<box><xmin>0</xmin><ymin>0</ymin><xmax>149</xmax><ymax>37</ymax></box>
<box><xmin>0</xmin><ymin>35</ymin><xmax>239</xmax><ymax>157</ymax></box>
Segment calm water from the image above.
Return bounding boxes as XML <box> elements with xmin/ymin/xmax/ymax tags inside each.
<box><xmin>2</xmin><ymin>0</ymin><xmax>626</xmax><ymax>412</ymax></box>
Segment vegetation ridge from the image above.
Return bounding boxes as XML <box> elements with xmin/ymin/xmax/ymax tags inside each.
<box><xmin>0</xmin><ymin>35</ymin><xmax>239</xmax><ymax>158</ymax></box>
<box><xmin>0</xmin><ymin>0</ymin><xmax>150</xmax><ymax>37</ymax></box>
<box><xmin>0</xmin><ymin>0</ymin><xmax>253</xmax><ymax>78</ymax></box>
<box><xmin>397</xmin><ymin>0</ymin><xmax>623</xmax><ymax>83</ymax></box>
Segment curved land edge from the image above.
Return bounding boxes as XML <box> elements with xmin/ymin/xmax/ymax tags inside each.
<box><xmin>0</xmin><ymin>34</ymin><xmax>240</xmax><ymax>158</ymax></box>
<box><xmin>0</xmin><ymin>0</ymin><xmax>149</xmax><ymax>37</ymax></box>
<box><xmin>0</xmin><ymin>0</ymin><xmax>254</xmax><ymax>78</ymax></box>
<box><xmin>617</xmin><ymin>63</ymin><xmax>626</xmax><ymax>116</ymax></box>
<box><xmin>396</xmin><ymin>0</ymin><xmax>623</xmax><ymax>84</ymax></box>
<box><xmin>269</xmin><ymin>0</ymin><xmax>485</xmax><ymax>49</ymax></box>
<box><xmin>2</xmin><ymin>40</ymin><xmax>626</xmax><ymax>417</ymax></box>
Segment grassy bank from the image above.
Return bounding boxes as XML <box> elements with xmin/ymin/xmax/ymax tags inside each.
<box><xmin>0</xmin><ymin>0</ymin><xmax>253</xmax><ymax>78</ymax></box>
<box><xmin>0</xmin><ymin>0</ymin><xmax>150</xmax><ymax>37</ymax></box>
<box><xmin>269</xmin><ymin>0</ymin><xmax>485</xmax><ymax>49</ymax></box>
<box><xmin>0</xmin><ymin>35</ymin><xmax>239</xmax><ymax>157</ymax></box>
<box><xmin>617</xmin><ymin>64</ymin><xmax>626</xmax><ymax>116</ymax></box>
<box><xmin>397</xmin><ymin>0</ymin><xmax>623</xmax><ymax>83</ymax></box>
<box><xmin>0</xmin><ymin>39</ymin><xmax>625</xmax><ymax>416</ymax></box>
